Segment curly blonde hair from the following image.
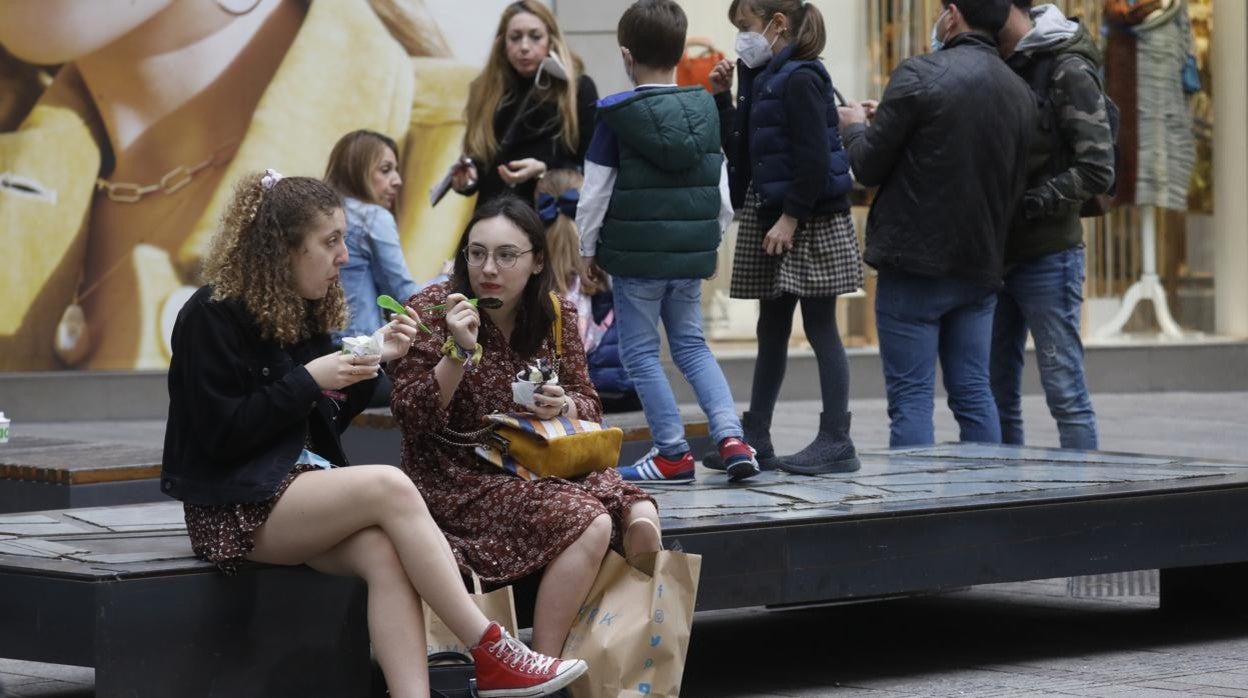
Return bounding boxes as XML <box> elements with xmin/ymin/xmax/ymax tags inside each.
<box><xmin>201</xmin><ymin>173</ymin><xmax>347</xmax><ymax>346</ymax></box>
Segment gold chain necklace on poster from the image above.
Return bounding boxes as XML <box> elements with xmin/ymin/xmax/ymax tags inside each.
<box><xmin>94</xmin><ymin>141</ymin><xmax>239</xmax><ymax>203</ymax></box>
<box><xmin>55</xmin><ymin>142</ymin><xmax>240</xmax><ymax>365</ymax></box>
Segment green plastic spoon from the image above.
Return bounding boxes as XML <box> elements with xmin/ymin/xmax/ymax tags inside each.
<box><xmin>420</xmin><ymin>297</ymin><xmax>503</xmax><ymax>313</ymax></box>
<box><xmin>377</xmin><ymin>295</ymin><xmax>434</xmax><ymax>334</ymax></box>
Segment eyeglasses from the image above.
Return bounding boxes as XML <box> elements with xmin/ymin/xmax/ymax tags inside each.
<box><xmin>464</xmin><ymin>244</ymin><xmax>533</xmax><ymax>269</ymax></box>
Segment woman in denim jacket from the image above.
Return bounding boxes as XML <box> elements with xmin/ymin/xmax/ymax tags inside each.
<box><xmin>326</xmin><ymin>130</ymin><xmax>422</xmax><ymax>405</ymax></box>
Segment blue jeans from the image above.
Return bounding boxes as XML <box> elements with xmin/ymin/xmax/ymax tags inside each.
<box><xmin>613</xmin><ymin>277</ymin><xmax>743</xmax><ymax>456</ymax></box>
<box><xmin>875</xmin><ymin>269</ymin><xmax>1002</xmax><ymax>448</ymax></box>
<box><xmin>990</xmin><ymin>247</ymin><xmax>1098</xmax><ymax>449</ymax></box>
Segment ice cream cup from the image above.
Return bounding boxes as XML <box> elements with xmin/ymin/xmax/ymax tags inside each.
<box><xmin>512</xmin><ymin>380</ymin><xmax>542</xmax><ymax>406</ymax></box>
<box><xmin>341</xmin><ymin>331</ymin><xmax>383</xmax><ymax>357</ymax></box>
<box><xmin>512</xmin><ymin>370</ymin><xmax>558</xmax><ymax>407</ymax></box>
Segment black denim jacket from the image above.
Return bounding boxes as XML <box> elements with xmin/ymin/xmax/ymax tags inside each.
<box><xmin>161</xmin><ymin>286</ymin><xmax>375</xmax><ymax>505</ymax></box>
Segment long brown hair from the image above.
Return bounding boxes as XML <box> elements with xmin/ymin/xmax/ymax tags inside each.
<box><xmin>535</xmin><ymin>169</ymin><xmax>599</xmax><ymax>296</ymax></box>
<box><xmin>463</xmin><ymin>1</ymin><xmax>580</xmax><ymax>165</ymax></box>
<box><xmin>728</xmin><ymin>0</ymin><xmax>827</xmax><ymax>61</ymax></box>
<box><xmin>324</xmin><ymin>129</ymin><xmax>400</xmax><ymax>206</ymax></box>
<box><xmin>450</xmin><ymin>195</ymin><xmax>555</xmax><ymax>357</ymax></box>
<box><xmin>202</xmin><ymin>173</ymin><xmax>347</xmax><ymax>346</ymax></box>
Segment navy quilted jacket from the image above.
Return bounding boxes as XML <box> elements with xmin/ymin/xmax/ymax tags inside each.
<box><xmin>718</xmin><ymin>45</ymin><xmax>852</xmax><ymax>221</ymax></box>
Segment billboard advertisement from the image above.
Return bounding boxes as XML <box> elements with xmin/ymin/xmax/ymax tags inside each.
<box><xmin>0</xmin><ymin>0</ymin><xmax>515</xmax><ymax>370</ymax></box>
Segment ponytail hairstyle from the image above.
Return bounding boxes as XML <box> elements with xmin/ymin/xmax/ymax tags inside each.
<box><xmin>202</xmin><ymin>172</ymin><xmax>347</xmax><ymax>345</ymax></box>
<box><xmin>535</xmin><ymin>169</ymin><xmax>600</xmax><ymax>296</ymax></box>
<box><xmin>727</xmin><ymin>0</ymin><xmax>826</xmax><ymax>61</ymax></box>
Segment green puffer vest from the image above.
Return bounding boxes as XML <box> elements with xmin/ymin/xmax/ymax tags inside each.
<box><xmin>597</xmin><ymin>86</ymin><xmax>723</xmax><ymax>279</ymax></box>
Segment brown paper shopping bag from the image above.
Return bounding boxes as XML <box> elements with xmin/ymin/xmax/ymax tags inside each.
<box><xmin>562</xmin><ymin>550</ymin><xmax>702</xmax><ymax>698</ymax></box>
<box><xmin>424</xmin><ymin>572</ymin><xmax>518</xmax><ymax>656</ymax></box>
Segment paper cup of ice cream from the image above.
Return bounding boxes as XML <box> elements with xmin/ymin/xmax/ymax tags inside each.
<box><xmin>341</xmin><ymin>332</ymin><xmax>383</xmax><ymax>357</ymax></box>
<box><xmin>512</xmin><ymin>366</ymin><xmax>558</xmax><ymax>406</ymax></box>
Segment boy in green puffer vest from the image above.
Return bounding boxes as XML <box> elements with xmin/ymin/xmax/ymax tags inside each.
<box><xmin>578</xmin><ymin>0</ymin><xmax>759</xmax><ymax>483</ymax></box>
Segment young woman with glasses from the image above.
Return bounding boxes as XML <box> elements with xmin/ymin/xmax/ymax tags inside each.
<box><xmin>389</xmin><ymin>195</ymin><xmax>663</xmax><ymax>657</ymax></box>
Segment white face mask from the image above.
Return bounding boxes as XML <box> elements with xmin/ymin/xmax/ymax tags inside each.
<box><xmin>929</xmin><ymin>8</ymin><xmax>950</xmax><ymax>52</ymax></box>
<box><xmin>735</xmin><ymin>18</ymin><xmax>778</xmax><ymax>69</ymax></box>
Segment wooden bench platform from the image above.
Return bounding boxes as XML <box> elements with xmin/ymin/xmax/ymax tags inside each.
<box><xmin>0</xmin><ymin>436</ymin><xmax>163</xmax><ymax>514</ymax></box>
<box><xmin>4</xmin><ymin>444</ymin><xmax>1248</xmax><ymax>697</ymax></box>
<box><xmin>0</xmin><ymin>409</ymin><xmax>711</xmax><ymax>514</ymax></box>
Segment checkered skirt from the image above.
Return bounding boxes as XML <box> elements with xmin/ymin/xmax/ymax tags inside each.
<box><xmin>729</xmin><ymin>187</ymin><xmax>864</xmax><ymax>299</ymax></box>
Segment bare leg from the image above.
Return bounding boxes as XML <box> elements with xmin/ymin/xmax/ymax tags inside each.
<box><xmin>530</xmin><ymin>514</ymin><xmax>612</xmax><ymax>655</ymax></box>
<box><xmin>622</xmin><ymin>501</ymin><xmax>662</xmax><ymax>558</ymax></box>
<box><xmin>248</xmin><ymin>466</ymin><xmax>490</xmax><ymax>653</ymax></box>
<box><xmin>304</xmin><ymin>527</ymin><xmax>429</xmax><ymax>698</ymax></box>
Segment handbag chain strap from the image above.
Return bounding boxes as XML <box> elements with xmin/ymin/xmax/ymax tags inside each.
<box><xmin>429</xmin><ymin>424</ymin><xmax>496</xmax><ymax>449</ymax></box>
<box><xmin>429</xmin><ymin>293</ymin><xmax>566</xmax><ymax>452</ymax></box>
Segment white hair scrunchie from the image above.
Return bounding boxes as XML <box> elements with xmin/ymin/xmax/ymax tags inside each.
<box><xmin>260</xmin><ymin>168</ymin><xmax>284</xmax><ymax>191</ymax></box>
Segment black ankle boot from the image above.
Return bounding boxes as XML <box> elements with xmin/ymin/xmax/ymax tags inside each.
<box><xmin>778</xmin><ymin>412</ymin><xmax>860</xmax><ymax>475</ymax></box>
<box><xmin>701</xmin><ymin>411</ymin><xmax>780</xmax><ymax>471</ymax></box>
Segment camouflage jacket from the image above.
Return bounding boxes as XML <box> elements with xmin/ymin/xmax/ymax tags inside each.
<box><xmin>1006</xmin><ymin>13</ymin><xmax>1115</xmax><ymax>264</ymax></box>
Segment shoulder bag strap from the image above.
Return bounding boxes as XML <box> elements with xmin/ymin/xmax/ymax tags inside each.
<box><xmin>550</xmin><ymin>291</ymin><xmax>563</xmax><ymax>360</ymax></box>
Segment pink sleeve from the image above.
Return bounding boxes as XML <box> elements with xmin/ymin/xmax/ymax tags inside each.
<box><xmin>556</xmin><ymin>294</ymin><xmax>603</xmax><ymax>423</ymax></box>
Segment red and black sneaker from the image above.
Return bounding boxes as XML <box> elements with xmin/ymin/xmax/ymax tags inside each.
<box><xmin>470</xmin><ymin>622</ymin><xmax>587</xmax><ymax>697</ymax></box>
<box><xmin>718</xmin><ymin>437</ymin><xmax>761</xmax><ymax>482</ymax></box>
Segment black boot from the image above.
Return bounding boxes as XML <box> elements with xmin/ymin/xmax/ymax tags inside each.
<box><xmin>778</xmin><ymin>412</ymin><xmax>860</xmax><ymax>475</ymax></box>
<box><xmin>702</xmin><ymin>411</ymin><xmax>781</xmax><ymax>472</ymax></box>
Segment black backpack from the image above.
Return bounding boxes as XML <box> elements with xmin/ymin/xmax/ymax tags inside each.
<box><xmin>1026</xmin><ymin>52</ymin><xmax>1120</xmax><ymax>217</ymax></box>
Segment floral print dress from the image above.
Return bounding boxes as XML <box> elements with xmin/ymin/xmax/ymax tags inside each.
<box><xmin>391</xmin><ymin>282</ymin><xmax>654</xmax><ymax>585</ymax></box>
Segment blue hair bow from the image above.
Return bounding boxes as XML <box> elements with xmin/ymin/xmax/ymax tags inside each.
<box><xmin>536</xmin><ymin>189</ymin><xmax>580</xmax><ymax>224</ymax></box>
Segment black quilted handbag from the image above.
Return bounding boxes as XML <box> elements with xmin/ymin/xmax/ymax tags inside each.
<box><xmin>428</xmin><ymin>651</ymin><xmax>477</xmax><ymax>698</ymax></box>
<box><xmin>373</xmin><ymin>651</ymin><xmax>477</xmax><ymax>697</ymax></box>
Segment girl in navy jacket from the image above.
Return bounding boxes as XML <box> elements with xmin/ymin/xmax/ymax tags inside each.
<box><xmin>710</xmin><ymin>0</ymin><xmax>864</xmax><ymax>475</ymax></box>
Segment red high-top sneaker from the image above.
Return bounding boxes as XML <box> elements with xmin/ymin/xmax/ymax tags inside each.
<box><xmin>470</xmin><ymin>622</ymin><xmax>587</xmax><ymax>697</ymax></box>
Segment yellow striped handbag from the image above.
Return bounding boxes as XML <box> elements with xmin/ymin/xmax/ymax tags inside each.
<box><xmin>439</xmin><ymin>292</ymin><xmax>622</xmax><ymax>480</ymax></box>
<box><xmin>475</xmin><ymin>413</ymin><xmax>624</xmax><ymax>480</ymax></box>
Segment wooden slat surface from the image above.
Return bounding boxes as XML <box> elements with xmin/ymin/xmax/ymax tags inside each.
<box><xmin>0</xmin><ymin>437</ymin><xmax>162</xmax><ymax>484</ymax></box>
<box><xmin>3</xmin><ymin>444</ymin><xmax>1248</xmax><ymax>582</ymax></box>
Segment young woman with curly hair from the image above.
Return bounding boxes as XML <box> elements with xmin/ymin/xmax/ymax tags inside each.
<box><xmin>161</xmin><ymin>172</ymin><xmax>587</xmax><ymax>698</ymax></box>
<box><xmin>450</xmin><ymin>0</ymin><xmax>599</xmax><ymax>209</ymax></box>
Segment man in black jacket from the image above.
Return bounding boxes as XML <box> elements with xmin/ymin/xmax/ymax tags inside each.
<box><xmin>838</xmin><ymin>0</ymin><xmax>1035</xmax><ymax>447</ymax></box>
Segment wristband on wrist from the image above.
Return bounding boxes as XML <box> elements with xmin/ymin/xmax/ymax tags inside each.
<box><xmin>441</xmin><ymin>337</ymin><xmax>482</xmax><ymax>366</ymax></box>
